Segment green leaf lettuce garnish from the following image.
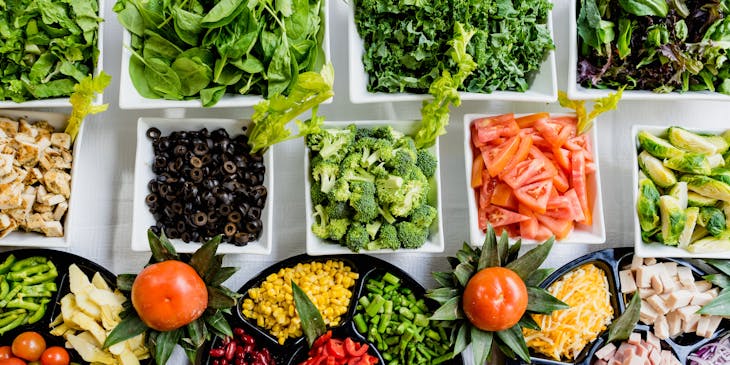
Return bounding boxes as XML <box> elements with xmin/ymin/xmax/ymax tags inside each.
<box><xmin>558</xmin><ymin>87</ymin><xmax>624</xmax><ymax>134</ymax></box>
<box><xmin>65</xmin><ymin>71</ymin><xmax>112</xmax><ymax>141</ymax></box>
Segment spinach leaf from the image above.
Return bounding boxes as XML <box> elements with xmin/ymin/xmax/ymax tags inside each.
<box><xmin>172</xmin><ymin>56</ymin><xmax>212</xmax><ymax>96</ymax></box>
<box><xmin>618</xmin><ymin>0</ymin><xmax>668</xmax><ymax>17</ymax></box>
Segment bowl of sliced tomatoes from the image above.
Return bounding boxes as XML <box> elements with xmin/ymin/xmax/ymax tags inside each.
<box><xmin>463</xmin><ymin>113</ymin><xmax>606</xmax><ymax>246</ymax></box>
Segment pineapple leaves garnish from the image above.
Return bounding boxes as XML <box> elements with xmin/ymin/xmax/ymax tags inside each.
<box><xmin>106</xmin><ymin>230</ymin><xmax>241</xmax><ymax>365</ymax></box>
<box><xmin>427</xmin><ymin>225</ymin><xmax>565</xmax><ymax>364</ymax></box>
<box><xmin>292</xmin><ymin>280</ymin><xmax>327</xmax><ymax>347</ymax></box>
<box><xmin>607</xmin><ymin>289</ymin><xmax>641</xmax><ymax>343</ymax></box>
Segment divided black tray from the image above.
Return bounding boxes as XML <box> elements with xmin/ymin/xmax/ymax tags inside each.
<box><xmin>508</xmin><ymin>247</ymin><xmax>728</xmax><ymax>365</ymax></box>
<box><xmin>199</xmin><ymin>254</ymin><xmax>463</xmax><ymax>365</ymax></box>
<box><xmin>0</xmin><ymin>248</ymin><xmax>117</xmax><ymax>363</ymax></box>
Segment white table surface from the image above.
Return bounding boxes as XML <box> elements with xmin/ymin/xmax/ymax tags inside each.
<box><xmin>3</xmin><ymin>0</ymin><xmax>730</xmax><ymax>364</ymax></box>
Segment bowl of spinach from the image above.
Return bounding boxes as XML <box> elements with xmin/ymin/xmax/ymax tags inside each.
<box><xmin>569</xmin><ymin>0</ymin><xmax>730</xmax><ymax>100</ymax></box>
<box><xmin>0</xmin><ymin>0</ymin><xmax>104</xmax><ymax>108</ymax></box>
<box><xmin>116</xmin><ymin>0</ymin><xmax>331</xmax><ymax>109</ymax></box>
<box><xmin>347</xmin><ymin>0</ymin><xmax>557</xmax><ymax>104</ymax></box>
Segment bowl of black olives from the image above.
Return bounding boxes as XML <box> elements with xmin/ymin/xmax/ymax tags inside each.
<box><xmin>132</xmin><ymin>118</ymin><xmax>273</xmax><ymax>254</ymax></box>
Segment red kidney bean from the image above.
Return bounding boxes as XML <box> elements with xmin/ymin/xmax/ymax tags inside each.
<box><xmin>209</xmin><ymin>328</ymin><xmax>275</xmax><ymax>365</ymax></box>
<box><xmin>209</xmin><ymin>348</ymin><xmax>225</xmax><ymax>358</ymax></box>
<box><xmin>225</xmin><ymin>341</ymin><xmax>236</xmax><ymax>361</ymax></box>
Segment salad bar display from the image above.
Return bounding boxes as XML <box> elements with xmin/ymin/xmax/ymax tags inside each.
<box><xmin>1</xmin><ymin>0</ymin><xmax>730</xmax><ymax>364</ymax></box>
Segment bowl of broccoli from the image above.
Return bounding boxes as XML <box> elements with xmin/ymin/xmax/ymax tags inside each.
<box><xmin>304</xmin><ymin>121</ymin><xmax>444</xmax><ymax>255</ymax></box>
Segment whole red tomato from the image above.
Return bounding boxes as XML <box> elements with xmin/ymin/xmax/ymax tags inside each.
<box><xmin>462</xmin><ymin>267</ymin><xmax>528</xmax><ymax>332</ymax></box>
<box><xmin>0</xmin><ymin>357</ymin><xmax>26</xmax><ymax>365</ymax></box>
<box><xmin>0</xmin><ymin>346</ymin><xmax>12</xmax><ymax>360</ymax></box>
<box><xmin>11</xmin><ymin>332</ymin><xmax>45</xmax><ymax>362</ymax></box>
<box><xmin>40</xmin><ymin>347</ymin><xmax>69</xmax><ymax>365</ymax></box>
<box><xmin>131</xmin><ymin>260</ymin><xmax>208</xmax><ymax>331</ymax></box>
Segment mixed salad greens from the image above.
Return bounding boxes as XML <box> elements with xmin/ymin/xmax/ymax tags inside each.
<box><xmin>353</xmin><ymin>0</ymin><xmax>553</xmax><ymax>95</ymax></box>
<box><xmin>0</xmin><ymin>0</ymin><xmax>101</xmax><ymax>102</ymax></box>
<box><xmin>577</xmin><ymin>0</ymin><xmax>730</xmax><ymax>93</ymax></box>
<box><xmin>114</xmin><ymin>0</ymin><xmax>326</xmax><ymax>106</ymax></box>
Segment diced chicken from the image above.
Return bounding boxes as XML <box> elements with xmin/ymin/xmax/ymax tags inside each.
<box><xmin>0</xmin><ymin>182</ymin><xmax>23</xmax><ymax>209</ymax></box>
<box><xmin>0</xmin><ymin>118</ymin><xmax>19</xmax><ymax>136</ymax></box>
<box><xmin>644</xmin><ymin>257</ymin><xmax>657</xmax><ymax>266</ymax></box>
<box><xmin>696</xmin><ymin>315</ymin><xmax>723</xmax><ymax>338</ymax></box>
<box><xmin>676</xmin><ymin>305</ymin><xmax>702</xmax><ymax>323</ymax></box>
<box><xmin>636</xmin><ymin>265</ymin><xmax>660</xmax><ymax>288</ymax></box>
<box><xmin>14</xmin><ymin>140</ymin><xmax>39</xmax><ymax>167</ymax></box>
<box><xmin>654</xmin><ymin>315</ymin><xmax>669</xmax><ymax>339</ymax></box>
<box><xmin>690</xmin><ymin>292</ymin><xmax>715</xmax><ymax>306</ymax></box>
<box><xmin>640</xmin><ymin>300</ymin><xmax>660</xmax><ymax>324</ymax></box>
<box><xmin>0</xmin><ymin>219</ymin><xmax>17</xmax><ymax>238</ymax></box>
<box><xmin>651</xmin><ymin>275</ymin><xmax>664</xmax><ymax>294</ymax></box>
<box><xmin>665</xmin><ymin>290</ymin><xmax>693</xmax><ymax>310</ymax></box>
<box><xmin>658</xmin><ymin>265</ymin><xmax>677</xmax><ymax>293</ymax></box>
<box><xmin>50</xmin><ymin>133</ymin><xmax>71</xmax><ymax>150</ymax></box>
<box><xmin>694</xmin><ymin>281</ymin><xmax>713</xmax><ymax>292</ymax></box>
<box><xmin>646</xmin><ymin>294</ymin><xmax>669</xmax><ymax>315</ymax></box>
<box><xmin>18</xmin><ymin>120</ymin><xmax>37</xmax><ymax>137</ymax></box>
<box><xmin>676</xmin><ymin>267</ymin><xmax>694</xmax><ymax>287</ymax></box>
<box><xmin>631</xmin><ymin>255</ymin><xmax>644</xmax><ymax>270</ymax></box>
<box><xmin>640</xmin><ymin>288</ymin><xmax>656</xmax><ymax>298</ymax></box>
<box><xmin>595</xmin><ymin>343</ymin><xmax>617</xmax><ymax>360</ymax></box>
<box><xmin>41</xmin><ymin>221</ymin><xmax>62</xmax><ymax>237</ymax></box>
<box><xmin>620</xmin><ymin>269</ymin><xmax>637</xmax><ymax>293</ymax></box>
<box><xmin>43</xmin><ymin>169</ymin><xmax>71</xmax><ymax>198</ymax></box>
<box><xmin>0</xmin><ymin>153</ymin><xmax>13</xmax><ymax>176</ymax></box>
<box><xmin>683</xmin><ymin>313</ymin><xmax>700</xmax><ymax>333</ymax></box>
<box><xmin>665</xmin><ymin>310</ymin><xmax>682</xmax><ymax>338</ymax></box>
<box><xmin>53</xmin><ymin>201</ymin><xmax>68</xmax><ymax>221</ymax></box>
<box><xmin>0</xmin><ymin>213</ymin><xmax>11</xmax><ymax>230</ymax></box>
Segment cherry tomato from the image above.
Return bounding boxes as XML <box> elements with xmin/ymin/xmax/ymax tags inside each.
<box><xmin>462</xmin><ymin>267</ymin><xmax>528</xmax><ymax>332</ymax></box>
<box><xmin>131</xmin><ymin>260</ymin><xmax>208</xmax><ymax>331</ymax></box>
<box><xmin>0</xmin><ymin>357</ymin><xmax>26</xmax><ymax>365</ymax></box>
<box><xmin>39</xmin><ymin>347</ymin><xmax>69</xmax><ymax>365</ymax></box>
<box><xmin>11</xmin><ymin>332</ymin><xmax>45</xmax><ymax>362</ymax></box>
<box><xmin>0</xmin><ymin>346</ymin><xmax>12</xmax><ymax>360</ymax></box>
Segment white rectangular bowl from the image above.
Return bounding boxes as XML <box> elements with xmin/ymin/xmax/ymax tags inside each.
<box><xmin>119</xmin><ymin>1</ymin><xmax>331</xmax><ymax>109</ymax></box>
<box><xmin>0</xmin><ymin>110</ymin><xmax>83</xmax><ymax>247</ymax></box>
<box><xmin>132</xmin><ymin>118</ymin><xmax>273</xmax><ymax>254</ymax></box>
<box><xmin>463</xmin><ymin>113</ymin><xmax>606</xmax><ymax>246</ymax></box>
<box><xmin>347</xmin><ymin>4</ymin><xmax>557</xmax><ymax>104</ymax></box>
<box><xmin>567</xmin><ymin>0</ymin><xmax>730</xmax><ymax>101</ymax></box>
<box><xmin>304</xmin><ymin>120</ymin><xmax>444</xmax><ymax>255</ymax></box>
<box><xmin>632</xmin><ymin>125</ymin><xmax>730</xmax><ymax>259</ymax></box>
<box><xmin>0</xmin><ymin>1</ymin><xmax>104</xmax><ymax>108</ymax></box>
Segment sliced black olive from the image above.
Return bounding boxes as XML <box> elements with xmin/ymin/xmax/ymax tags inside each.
<box><xmin>193</xmin><ymin>212</ymin><xmax>208</xmax><ymax>227</ymax></box>
<box><xmin>227</xmin><ymin>211</ymin><xmax>242</xmax><ymax>223</ymax></box>
<box><xmin>245</xmin><ymin>219</ymin><xmax>262</xmax><ymax>234</ymax></box>
<box><xmin>224</xmin><ymin>223</ymin><xmax>236</xmax><ymax>236</ymax></box>
<box><xmin>146</xmin><ymin>127</ymin><xmax>162</xmax><ymax>139</ymax></box>
<box><xmin>145</xmin><ymin>194</ymin><xmax>158</xmax><ymax>208</ymax></box>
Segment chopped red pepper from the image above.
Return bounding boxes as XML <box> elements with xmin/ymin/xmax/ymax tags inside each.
<box><xmin>300</xmin><ymin>333</ymin><xmax>378</xmax><ymax>365</ymax></box>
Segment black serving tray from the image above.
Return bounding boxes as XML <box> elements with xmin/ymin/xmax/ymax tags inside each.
<box><xmin>507</xmin><ymin>247</ymin><xmax>728</xmax><ymax>365</ymax></box>
<box><xmin>199</xmin><ymin>254</ymin><xmax>463</xmax><ymax>365</ymax></box>
<box><xmin>0</xmin><ymin>249</ymin><xmax>117</xmax><ymax>363</ymax></box>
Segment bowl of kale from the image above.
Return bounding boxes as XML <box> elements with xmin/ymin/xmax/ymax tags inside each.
<box><xmin>569</xmin><ymin>0</ymin><xmax>730</xmax><ymax>100</ymax></box>
<box><xmin>303</xmin><ymin>121</ymin><xmax>444</xmax><ymax>255</ymax></box>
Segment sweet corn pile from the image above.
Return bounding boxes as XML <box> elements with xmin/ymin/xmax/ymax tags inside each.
<box><xmin>242</xmin><ymin>260</ymin><xmax>359</xmax><ymax>344</ymax></box>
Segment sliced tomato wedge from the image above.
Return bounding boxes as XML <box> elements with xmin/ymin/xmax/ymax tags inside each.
<box><xmin>528</xmin><ymin>146</ymin><xmax>558</xmax><ymax>177</ymax></box>
<box><xmin>535</xmin><ymin>224</ymin><xmax>554</xmax><ymax>240</ymax></box>
<box><xmin>477</xmin><ymin>177</ymin><xmax>497</xmax><ymax>231</ymax></box>
<box><xmin>552</xmin><ymin>146</ymin><xmax>571</xmax><ymax>172</ymax></box>
<box><xmin>499</xmin><ymin>134</ymin><xmax>533</xmax><ymax>179</ymax></box>
<box><xmin>514</xmin><ymin>179</ymin><xmax>553</xmax><ymax>214</ymax></box>
<box><xmin>586</xmin><ymin>161</ymin><xmax>597</xmax><ymax>175</ymax></box>
<box><xmin>495</xmin><ymin>224</ymin><xmax>520</xmax><ymax>237</ymax></box>
<box><xmin>563</xmin><ymin>188</ymin><xmax>586</xmax><ymax>222</ymax></box>
<box><xmin>571</xmin><ymin>150</ymin><xmax>592</xmax><ymax>226</ymax></box>
<box><xmin>565</xmin><ymin>134</ymin><xmax>594</xmax><ymax>161</ymax></box>
<box><xmin>553</xmin><ymin>167</ymin><xmax>570</xmax><ymax>193</ymax></box>
<box><xmin>484</xmin><ymin>206</ymin><xmax>530</xmax><ymax>227</ymax></box>
<box><xmin>518</xmin><ymin>204</ymin><xmax>539</xmax><ymax>240</ymax></box>
<box><xmin>536</xmin><ymin>213</ymin><xmax>574</xmax><ymax>239</ymax></box>
<box><xmin>545</xmin><ymin>195</ymin><xmax>573</xmax><ymax>220</ymax></box>
<box><xmin>474</xmin><ymin>114</ymin><xmax>519</xmax><ymax>144</ymax></box>
<box><xmin>483</xmin><ymin>135</ymin><xmax>521</xmax><ymax>177</ymax></box>
<box><xmin>471</xmin><ymin>123</ymin><xmax>487</xmax><ymax>149</ymax></box>
<box><xmin>491</xmin><ymin>181</ymin><xmax>518</xmax><ymax>210</ymax></box>
<box><xmin>535</xmin><ymin>118</ymin><xmax>570</xmax><ymax>147</ymax></box>
<box><xmin>515</xmin><ymin>113</ymin><xmax>550</xmax><ymax>128</ymax></box>
<box><xmin>502</xmin><ymin>158</ymin><xmax>556</xmax><ymax>190</ymax></box>
<box><xmin>471</xmin><ymin>155</ymin><xmax>484</xmax><ymax>188</ymax></box>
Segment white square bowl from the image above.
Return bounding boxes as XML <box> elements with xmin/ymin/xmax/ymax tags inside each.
<box><xmin>0</xmin><ymin>110</ymin><xmax>83</xmax><ymax>247</ymax></box>
<box><xmin>347</xmin><ymin>4</ymin><xmax>557</xmax><ymax>104</ymax></box>
<box><xmin>304</xmin><ymin>120</ymin><xmax>444</xmax><ymax>255</ymax></box>
<box><xmin>0</xmin><ymin>1</ymin><xmax>104</xmax><ymax>108</ymax></box>
<box><xmin>632</xmin><ymin>125</ymin><xmax>730</xmax><ymax>259</ymax></box>
<box><xmin>132</xmin><ymin>118</ymin><xmax>273</xmax><ymax>254</ymax></box>
<box><xmin>567</xmin><ymin>0</ymin><xmax>730</xmax><ymax>101</ymax></box>
<box><xmin>463</xmin><ymin>113</ymin><xmax>606</xmax><ymax>246</ymax></box>
<box><xmin>119</xmin><ymin>1</ymin><xmax>331</xmax><ymax>109</ymax></box>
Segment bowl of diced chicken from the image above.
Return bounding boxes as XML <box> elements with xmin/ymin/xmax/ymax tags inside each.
<box><xmin>0</xmin><ymin>110</ymin><xmax>79</xmax><ymax>246</ymax></box>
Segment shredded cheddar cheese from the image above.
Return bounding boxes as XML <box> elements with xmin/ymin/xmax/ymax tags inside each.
<box><xmin>523</xmin><ymin>263</ymin><xmax>614</xmax><ymax>361</ymax></box>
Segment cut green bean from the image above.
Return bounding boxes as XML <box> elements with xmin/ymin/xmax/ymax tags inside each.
<box><xmin>0</xmin><ymin>255</ymin><xmax>15</xmax><ymax>275</ymax></box>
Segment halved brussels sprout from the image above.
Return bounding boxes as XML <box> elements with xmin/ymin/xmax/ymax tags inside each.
<box><xmin>637</xmin><ymin>131</ymin><xmax>683</xmax><ymax>159</ymax></box>
<box><xmin>637</xmin><ymin>177</ymin><xmax>661</xmax><ymax>232</ymax></box>
<box><xmin>687</xmin><ymin>191</ymin><xmax>718</xmax><ymax>207</ymax></box>
<box><xmin>706</xmin><ymin>136</ymin><xmax>729</xmax><ymax>154</ymax></box>
<box><xmin>723</xmin><ymin>201</ymin><xmax>730</xmax><ymax>227</ymax></box>
<box><xmin>698</xmin><ymin>207</ymin><xmax>726</xmax><ymax>237</ymax></box>
<box><xmin>712</xmin><ymin>168</ymin><xmax>730</xmax><ymax>185</ymax></box>
<box><xmin>664</xmin><ymin>153</ymin><xmax>711</xmax><ymax>175</ymax></box>
<box><xmin>679</xmin><ymin>207</ymin><xmax>699</xmax><ymax>248</ymax></box>
<box><xmin>659</xmin><ymin>195</ymin><xmax>687</xmax><ymax>245</ymax></box>
<box><xmin>691</xmin><ymin>225</ymin><xmax>709</xmax><ymax>243</ymax></box>
<box><xmin>642</xmin><ymin>227</ymin><xmax>660</xmax><ymax>243</ymax></box>
<box><xmin>682</xmin><ymin>174</ymin><xmax>730</xmax><ymax>201</ymax></box>
<box><xmin>668</xmin><ymin>181</ymin><xmax>688</xmax><ymax>209</ymax></box>
<box><xmin>688</xmin><ymin>236</ymin><xmax>730</xmax><ymax>253</ymax></box>
<box><xmin>708</xmin><ymin>154</ymin><xmax>726</xmax><ymax>169</ymax></box>
<box><xmin>668</xmin><ymin>127</ymin><xmax>718</xmax><ymax>154</ymax></box>
<box><xmin>639</xmin><ymin>151</ymin><xmax>677</xmax><ymax>188</ymax></box>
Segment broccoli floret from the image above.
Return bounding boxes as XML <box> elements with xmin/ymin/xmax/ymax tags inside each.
<box><xmin>371</xmin><ymin>126</ymin><xmax>404</xmax><ymax>141</ymax></box>
<box><xmin>366</xmin><ymin>220</ymin><xmax>382</xmax><ymax>239</ymax></box>
<box><xmin>368</xmin><ymin>162</ymin><xmax>389</xmax><ymax>178</ymax></box>
<box><xmin>356</xmin><ymin>127</ymin><xmax>375</xmax><ymax>140</ymax></box>
<box><xmin>377</xmin><ymin>223</ymin><xmax>400</xmax><ymax>250</ymax></box>
<box><xmin>311</xmin><ymin>158</ymin><xmax>339</xmax><ymax>193</ymax></box>
<box><xmin>410</xmin><ymin>204</ymin><xmax>437</xmax><ymax>229</ymax></box>
<box><xmin>341</xmin><ymin>166</ymin><xmax>375</xmax><ymax>184</ymax></box>
<box><xmin>378</xmin><ymin>205</ymin><xmax>396</xmax><ymax>224</ymax></box>
<box><xmin>350</xmin><ymin>181</ymin><xmax>379</xmax><ymax>222</ymax></box>
<box><xmin>326</xmin><ymin>201</ymin><xmax>351</xmax><ymax>219</ymax></box>
<box><xmin>386</xmin><ymin>150</ymin><xmax>416</xmax><ymax>176</ymax></box>
<box><xmin>311</xmin><ymin>204</ymin><xmax>329</xmax><ymax>239</ymax></box>
<box><xmin>393</xmin><ymin>136</ymin><xmax>418</xmax><ymax>161</ymax></box>
<box><xmin>375</xmin><ymin>175</ymin><xmax>404</xmax><ymax>204</ymax></box>
<box><xmin>306</xmin><ymin>128</ymin><xmax>355</xmax><ymax>162</ymax></box>
<box><xmin>416</xmin><ymin>150</ymin><xmax>437</xmax><ymax>177</ymax></box>
<box><xmin>311</xmin><ymin>181</ymin><xmax>328</xmax><ymax>206</ymax></box>
<box><xmin>390</xmin><ymin>178</ymin><xmax>429</xmax><ymax>217</ymax></box>
<box><xmin>396</xmin><ymin>221</ymin><xmax>429</xmax><ymax>249</ymax></box>
<box><xmin>345</xmin><ymin>222</ymin><xmax>369</xmax><ymax>252</ymax></box>
<box><xmin>329</xmin><ymin>179</ymin><xmax>351</xmax><ymax>202</ymax></box>
<box><xmin>328</xmin><ymin>218</ymin><xmax>350</xmax><ymax>241</ymax></box>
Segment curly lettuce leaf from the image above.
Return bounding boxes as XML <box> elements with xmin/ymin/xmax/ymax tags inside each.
<box><xmin>414</xmin><ymin>22</ymin><xmax>476</xmax><ymax>149</ymax></box>
<box><xmin>558</xmin><ymin>86</ymin><xmax>624</xmax><ymax>134</ymax></box>
<box><xmin>247</xmin><ymin>64</ymin><xmax>333</xmax><ymax>153</ymax></box>
<box><xmin>65</xmin><ymin>71</ymin><xmax>112</xmax><ymax>141</ymax></box>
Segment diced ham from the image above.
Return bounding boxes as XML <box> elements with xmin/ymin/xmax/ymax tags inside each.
<box><xmin>648</xmin><ymin>348</ymin><xmax>662</xmax><ymax>365</ymax></box>
<box><xmin>627</xmin><ymin>332</ymin><xmax>641</xmax><ymax>345</ymax></box>
<box><xmin>661</xmin><ymin>350</ymin><xmax>675</xmax><ymax>365</ymax></box>
<box><xmin>645</xmin><ymin>332</ymin><xmax>660</xmax><ymax>351</ymax></box>
<box><xmin>620</xmin><ymin>269</ymin><xmax>637</xmax><ymax>293</ymax></box>
<box><xmin>595</xmin><ymin>343</ymin><xmax>617</xmax><ymax>360</ymax></box>
<box><xmin>665</xmin><ymin>290</ymin><xmax>692</xmax><ymax>310</ymax></box>
<box><xmin>654</xmin><ymin>315</ymin><xmax>669</xmax><ymax>339</ymax></box>
<box><xmin>595</xmin><ymin>360</ymin><xmax>608</xmax><ymax>365</ymax></box>
<box><xmin>676</xmin><ymin>266</ymin><xmax>694</xmax><ymax>286</ymax></box>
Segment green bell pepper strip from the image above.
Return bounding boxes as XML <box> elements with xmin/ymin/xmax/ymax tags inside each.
<box><xmin>0</xmin><ymin>255</ymin><xmax>15</xmax><ymax>275</ymax></box>
<box><xmin>10</xmin><ymin>256</ymin><xmax>46</xmax><ymax>272</ymax></box>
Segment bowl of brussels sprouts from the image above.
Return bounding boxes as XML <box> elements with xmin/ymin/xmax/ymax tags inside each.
<box><xmin>632</xmin><ymin>125</ymin><xmax>730</xmax><ymax>258</ymax></box>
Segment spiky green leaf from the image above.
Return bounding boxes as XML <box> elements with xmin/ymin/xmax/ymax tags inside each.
<box><xmin>432</xmin><ymin>271</ymin><xmax>454</xmax><ymax>287</ymax></box>
<box><xmin>292</xmin><ymin>280</ymin><xmax>326</xmax><ymax>346</ymax></box>
<box><xmin>430</xmin><ymin>297</ymin><xmax>463</xmax><ymax>320</ymax></box>
<box><xmin>704</xmin><ymin>274</ymin><xmax>730</xmax><ymax>289</ymax></box>
<box><xmin>116</xmin><ymin>274</ymin><xmax>136</xmax><ymax>291</ymax></box>
<box><xmin>210</xmin><ymin>266</ymin><xmax>238</xmax><ymax>287</ymax></box>
<box><xmin>425</xmin><ymin>287</ymin><xmax>460</xmax><ymax>304</ymax></box>
<box><xmin>207</xmin><ymin>286</ymin><xmax>238</xmax><ymax>309</ymax></box>
<box><xmin>471</xmin><ymin>327</ymin><xmax>493</xmax><ymax>365</ymax></box>
<box><xmin>205</xmin><ymin>311</ymin><xmax>233</xmax><ymax>338</ymax></box>
<box><xmin>706</xmin><ymin>259</ymin><xmax>730</xmax><ymax>277</ymax></box>
<box><xmin>103</xmin><ymin>312</ymin><xmax>148</xmax><ymax>349</ymax></box>
<box><xmin>506</xmin><ymin>237</ymin><xmax>554</xmax><ymax>280</ymax></box>
<box><xmin>187</xmin><ymin>317</ymin><xmax>208</xmax><ymax>347</ymax></box>
<box><xmin>527</xmin><ymin>287</ymin><xmax>569</xmax><ymax>314</ymax></box>
<box><xmin>454</xmin><ymin>262</ymin><xmax>475</xmax><ymax>287</ymax></box>
<box><xmin>496</xmin><ymin>324</ymin><xmax>530</xmax><ymax>362</ymax></box>
<box><xmin>525</xmin><ymin>268</ymin><xmax>555</xmax><ymax>287</ymax></box>
<box><xmin>149</xmin><ymin>229</ymin><xmax>178</xmax><ymax>262</ymax></box>
<box><xmin>154</xmin><ymin>328</ymin><xmax>182</xmax><ymax>365</ymax></box>
<box><xmin>190</xmin><ymin>236</ymin><xmax>222</xmax><ymax>281</ymax></box>
<box><xmin>607</xmin><ymin>290</ymin><xmax>641</xmax><ymax>342</ymax></box>
<box><xmin>478</xmin><ymin>225</ymin><xmax>499</xmax><ymax>269</ymax></box>
<box><xmin>507</xmin><ymin>239</ymin><xmax>522</xmax><ymax>263</ymax></box>
<box><xmin>518</xmin><ymin>314</ymin><xmax>540</xmax><ymax>331</ymax></box>
<box><xmin>498</xmin><ymin>230</ymin><xmax>509</xmax><ymax>264</ymax></box>
<box><xmin>698</xmin><ymin>289</ymin><xmax>730</xmax><ymax>315</ymax></box>
<box><xmin>453</xmin><ymin>322</ymin><xmax>469</xmax><ymax>357</ymax></box>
